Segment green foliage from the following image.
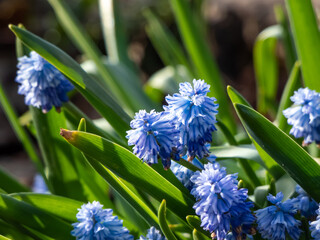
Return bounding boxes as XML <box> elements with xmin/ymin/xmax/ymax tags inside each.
<box><xmin>1</xmin><ymin>0</ymin><xmax>320</xmax><ymax>238</ymax></box>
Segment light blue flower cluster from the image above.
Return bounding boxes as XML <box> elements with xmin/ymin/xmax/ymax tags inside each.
<box><xmin>127</xmin><ymin>80</ymin><xmax>218</xmax><ymax>168</ymax></box>
<box><xmin>126</xmin><ymin>110</ymin><xmax>178</xmax><ymax>169</ymax></box>
<box><xmin>71</xmin><ymin>201</ymin><xmax>133</xmax><ymax>240</ymax></box>
<box><xmin>295</xmin><ymin>185</ymin><xmax>318</xmax><ymax>218</ymax></box>
<box><xmin>138</xmin><ymin>227</ymin><xmax>166</xmax><ymax>240</ymax></box>
<box><xmin>255</xmin><ymin>192</ymin><xmax>301</xmax><ymax>240</ymax></box>
<box><xmin>310</xmin><ymin>204</ymin><xmax>320</xmax><ymax>240</ymax></box>
<box><xmin>165</xmin><ymin>80</ymin><xmax>219</xmax><ymax>160</ymax></box>
<box><xmin>283</xmin><ymin>88</ymin><xmax>320</xmax><ymax>145</ymax></box>
<box><xmin>16</xmin><ymin>51</ymin><xmax>74</xmax><ymax>113</ymax></box>
<box><xmin>170</xmin><ymin>158</ymin><xmax>204</xmax><ymax>190</ymax></box>
<box><xmin>190</xmin><ymin>163</ymin><xmax>254</xmax><ymax>240</ymax></box>
<box><xmin>32</xmin><ymin>173</ymin><xmax>49</xmax><ymax>194</ymax></box>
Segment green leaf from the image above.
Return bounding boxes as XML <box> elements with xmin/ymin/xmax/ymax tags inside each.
<box><xmin>254</xmin><ymin>25</ymin><xmax>281</xmax><ymax>115</ymax></box>
<box><xmin>63</xmin><ymin>102</ymin><xmax>125</xmax><ymax>147</ymax></box>
<box><xmin>169</xmin><ymin>0</ymin><xmax>235</xmax><ymax>132</ymax></box>
<box><xmin>227</xmin><ymin>86</ymin><xmax>285</xmax><ymax>179</ymax></box>
<box><xmin>211</xmin><ymin>145</ymin><xmax>264</xmax><ymax>166</ymax></box>
<box><xmin>47</xmin><ymin>0</ymin><xmax>153</xmax><ymax>113</ymax></box>
<box><xmin>227</xmin><ymin>86</ymin><xmax>251</xmax><ymax>107</ymax></box>
<box><xmin>98</xmin><ymin>0</ymin><xmax>135</xmax><ymax>71</ymax></box>
<box><xmin>10</xmin><ymin>193</ymin><xmax>81</xmax><ymax>223</ymax></box>
<box><xmin>158</xmin><ymin>200</ymin><xmax>178</xmax><ymax>240</ymax></box>
<box><xmin>275</xmin><ymin>174</ymin><xmax>297</xmax><ymax>201</ymax></box>
<box><xmin>9</xmin><ymin>24</ymin><xmax>130</xmax><ymax>140</ymax></box>
<box><xmin>0</xmin><ymin>235</ymin><xmax>12</xmax><ymax>240</ymax></box>
<box><xmin>147</xmin><ymin>66</ymin><xmax>190</xmax><ymax>95</ymax></box>
<box><xmin>253</xmin><ymin>185</ymin><xmax>269</xmax><ymax>208</ymax></box>
<box><xmin>77</xmin><ymin>118</ymin><xmax>158</xmax><ymax>228</ymax></box>
<box><xmin>0</xmin><ymin>82</ymin><xmax>43</xmax><ymax>176</ymax></box>
<box><xmin>192</xmin><ymin>229</ymin><xmax>211</xmax><ymax>240</ymax></box>
<box><xmin>0</xmin><ymin>194</ymin><xmax>73</xmax><ymax>239</ymax></box>
<box><xmin>85</xmin><ymin>155</ymin><xmax>159</xmax><ymax>227</ymax></box>
<box><xmin>30</xmin><ymin>107</ymin><xmax>85</xmax><ymax>201</ymax></box>
<box><xmin>0</xmin><ymin>167</ymin><xmax>29</xmax><ymax>193</ymax></box>
<box><xmin>285</xmin><ymin>0</ymin><xmax>320</xmax><ymax>91</ymax></box>
<box><xmin>60</xmin><ymin>129</ymin><xmax>195</xmax><ymax>221</ymax></box>
<box><xmin>186</xmin><ymin>215</ymin><xmax>211</xmax><ymax>238</ymax></box>
<box><xmin>274</xmin><ymin>5</ymin><xmax>297</xmax><ymax>71</ymax></box>
<box><xmin>234</xmin><ymin>103</ymin><xmax>320</xmax><ymax>202</ymax></box>
<box><xmin>143</xmin><ymin>9</ymin><xmax>192</xmax><ymax>72</ymax></box>
<box><xmin>275</xmin><ymin>61</ymin><xmax>301</xmax><ymax>131</ymax></box>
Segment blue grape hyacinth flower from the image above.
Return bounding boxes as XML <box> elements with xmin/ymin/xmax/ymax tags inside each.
<box><xmin>126</xmin><ymin>110</ymin><xmax>178</xmax><ymax>169</ymax></box>
<box><xmin>138</xmin><ymin>227</ymin><xmax>166</xmax><ymax>240</ymax></box>
<box><xmin>295</xmin><ymin>185</ymin><xmax>318</xmax><ymax>218</ymax></box>
<box><xmin>283</xmin><ymin>88</ymin><xmax>320</xmax><ymax>145</ymax></box>
<box><xmin>255</xmin><ymin>192</ymin><xmax>301</xmax><ymax>240</ymax></box>
<box><xmin>310</xmin><ymin>204</ymin><xmax>320</xmax><ymax>240</ymax></box>
<box><xmin>170</xmin><ymin>158</ymin><xmax>204</xmax><ymax>190</ymax></box>
<box><xmin>190</xmin><ymin>163</ymin><xmax>254</xmax><ymax>240</ymax></box>
<box><xmin>71</xmin><ymin>201</ymin><xmax>133</xmax><ymax>240</ymax></box>
<box><xmin>165</xmin><ymin>79</ymin><xmax>219</xmax><ymax>160</ymax></box>
<box><xmin>16</xmin><ymin>51</ymin><xmax>74</xmax><ymax>113</ymax></box>
<box><xmin>32</xmin><ymin>173</ymin><xmax>49</xmax><ymax>194</ymax></box>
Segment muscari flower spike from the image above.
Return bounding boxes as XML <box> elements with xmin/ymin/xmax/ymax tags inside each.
<box><xmin>71</xmin><ymin>201</ymin><xmax>133</xmax><ymax>240</ymax></box>
<box><xmin>283</xmin><ymin>87</ymin><xmax>320</xmax><ymax>145</ymax></box>
<box><xmin>165</xmin><ymin>79</ymin><xmax>219</xmax><ymax>160</ymax></box>
<box><xmin>170</xmin><ymin>158</ymin><xmax>204</xmax><ymax>191</ymax></box>
<box><xmin>255</xmin><ymin>192</ymin><xmax>301</xmax><ymax>240</ymax></box>
<box><xmin>295</xmin><ymin>185</ymin><xmax>318</xmax><ymax>218</ymax></box>
<box><xmin>32</xmin><ymin>173</ymin><xmax>49</xmax><ymax>194</ymax></box>
<box><xmin>310</xmin><ymin>204</ymin><xmax>320</xmax><ymax>240</ymax></box>
<box><xmin>190</xmin><ymin>163</ymin><xmax>254</xmax><ymax>240</ymax></box>
<box><xmin>138</xmin><ymin>227</ymin><xmax>166</xmax><ymax>240</ymax></box>
<box><xmin>126</xmin><ymin>110</ymin><xmax>178</xmax><ymax>169</ymax></box>
<box><xmin>16</xmin><ymin>51</ymin><xmax>74</xmax><ymax>113</ymax></box>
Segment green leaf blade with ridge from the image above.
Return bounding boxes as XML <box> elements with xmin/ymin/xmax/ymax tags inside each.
<box><xmin>60</xmin><ymin>129</ymin><xmax>195</xmax><ymax>221</ymax></box>
<box><xmin>235</xmin><ymin>103</ymin><xmax>320</xmax><ymax>202</ymax></box>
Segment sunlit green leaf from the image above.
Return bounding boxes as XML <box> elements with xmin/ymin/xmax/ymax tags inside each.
<box><xmin>235</xmin><ymin>103</ymin><xmax>320</xmax><ymax>202</ymax></box>
<box><xmin>9</xmin><ymin>25</ymin><xmax>131</xmax><ymax>140</ymax></box>
<box><xmin>286</xmin><ymin>0</ymin><xmax>320</xmax><ymax>91</ymax></box>
<box><xmin>60</xmin><ymin>129</ymin><xmax>195</xmax><ymax>221</ymax></box>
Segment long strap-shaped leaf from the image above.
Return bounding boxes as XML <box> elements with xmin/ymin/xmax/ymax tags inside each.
<box><xmin>253</xmin><ymin>25</ymin><xmax>281</xmax><ymax>115</ymax></box>
<box><xmin>0</xmin><ymin>194</ymin><xmax>73</xmax><ymax>239</ymax></box>
<box><xmin>60</xmin><ymin>129</ymin><xmax>195</xmax><ymax>221</ymax></box>
<box><xmin>47</xmin><ymin>0</ymin><xmax>153</xmax><ymax>113</ymax></box>
<box><xmin>10</xmin><ymin>193</ymin><xmax>81</xmax><ymax>223</ymax></box>
<box><xmin>0</xmin><ymin>167</ymin><xmax>29</xmax><ymax>193</ymax></box>
<box><xmin>286</xmin><ymin>0</ymin><xmax>320</xmax><ymax>91</ymax></box>
<box><xmin>158</xmin><ymin>200</ymin><xmax>178</xmax><ymax>240</ymax></box>
<box><xmin>227</xmin><ymin>86</ymin><xmax>285</xmax><ymax>180</ymax></box>
<box><xmin>0</xmin><ymin>82</ymin><xmax>43</xmax><ymax>176</ymax></box>
<box><xmin>9</xmin><ymin>25</ymin><xmax>130</xmax><ymax>140</ymax></box>
<box><xmin>30</xmin><ymin>107</ymin><xmax>87</xmax><ymax>201</ymax></box>
<box><xmin>234</xmin><ymin>103</ymin><xmax>320</xmax><ymax>202</ymax></box>
<box><xmin>169</xmin><ymin>0</ymin><xmax>235</xmax><ymax>132</ymax></box>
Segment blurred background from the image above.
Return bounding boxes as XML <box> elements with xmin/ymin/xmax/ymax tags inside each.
<box><xmin>0</xmin><ymin>0</ymin><xmax>319</xmax><ymax>185</ymax></box>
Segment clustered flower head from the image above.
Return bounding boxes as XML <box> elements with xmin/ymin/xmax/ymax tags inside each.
<box><xmin>283</xmin><ymin>87</ymin><xmax>320</xmax><ymax>145</ymax></box>
<box><xmin>310</xmin><ymin>204</ymin><xmax>320</xmax><ymax>240</ymax></box>
<box><xmin>190</xmin><ymin>162</ymin><xmax>254</xmax><ymax>240</ymax></box>
<box><xmin>127</xmin><ymin>79</ymin><xmax>218</xmax><ymax>169</ymax></box>
<box><xmin>295</xmin><ymin>185</ymin><xmax>318</xmax><ymax>218</ymax></box>
<box><xmin>255</xmin><ymin>192</ymin><xmax>301</xmax><ymax>240</ymax></box>
<box><xmin>170</xmin><ymin>158</ymin><xmax>204</xmax><ymax>190</ymax></box>
<box><xmin>165</xmin><ymin>80</ymin><xmax>219</xmax><ymax>160</ymax></box>
<box><xmin>16</xmin><ymin>51</ymin><xmax>74</xmax><ymax>113</ymax></box>
<box><xmin>71</xmin><ymin>201</ymin><xmax>133</xmax><ymax>240</ymax></box>
<box><xmin>138</xmin><ymin>227</ymin><xmax>166</xmax><ymax>240</ymax></box>
<box><xmin>126</xmin><ymin>110</ymin><xmax>178</xmax><ymax>169</ymax></box>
